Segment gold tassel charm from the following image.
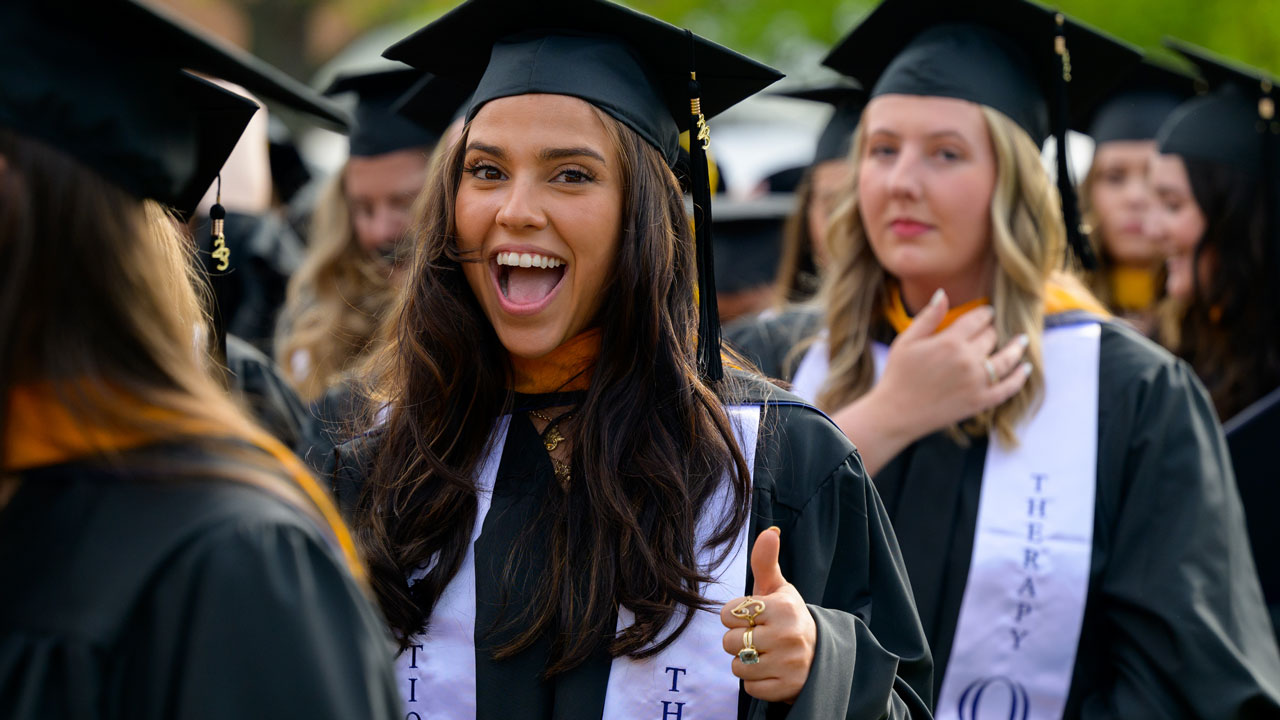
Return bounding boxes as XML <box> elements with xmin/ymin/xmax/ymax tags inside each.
<box><xmin>210</xmin><ymin>175</ymin><xmax>230</xmax><ymax>272</ymax></box>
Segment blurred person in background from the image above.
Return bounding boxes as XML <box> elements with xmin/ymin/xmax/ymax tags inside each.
<box><xmin>1075</xmin><ymin>60</ymin><xmax>1197</xmax><ymax>334</ymax></box>
<box><xmin>769</xmin><ymin>83</ymin><xmax>865</xmax><ymax>307</ymax></box>
<box><xmin>0</xmin><ymin>2</ymin><xmax>400</xmax><ymax>717</ymax></box>
<box><xmin>1151</xmin><ymin>41</ymin><xmax>1280</xmax><ymax>422</ymax></box>
<box><xmin>276</xmin><ymin>69</ymin><xmax>465</xmax><ymax>409</ymax></box>
<box><xmin>1151</xmin><ymin>39</ymin><xmax>1280</xmax><ymax>647</ymax></box>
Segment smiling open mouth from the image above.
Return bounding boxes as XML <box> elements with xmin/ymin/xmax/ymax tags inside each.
<box><xmin>494</xmin><ymin>251</ymin><xmax>567</xmax><ymax>307</ymax></box>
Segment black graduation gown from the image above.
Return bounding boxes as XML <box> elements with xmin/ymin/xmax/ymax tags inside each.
<box><xmin>727</xmin><ymin>309</ymin><xmax>1280</xmax><ymax>717</ymax></box>
<box><xmin>225</xmin><ymin>333</ymin><xmax>326</xmax><ymax>459</ymax></box>
<box><xmin>0</xmin><ymin>445</ymin><xmax>402</xmax><ymax>720</ymax></box>
<box><xmin>326</xmin><ymin>372</ymin><xmax>934</xmax><ymax>719</ymax></box>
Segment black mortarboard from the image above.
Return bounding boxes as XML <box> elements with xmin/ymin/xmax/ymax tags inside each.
<box><xmin>393</xmin><ymin>73</ymin><xmax>478</xmax><ymax>144</ymax></box>
<box><xmin>0</xmin><ymin>0</ymin><xmax>350</xmax><ymax>216</ymax></box>
<box><xmin>325</xmin><ymin>69</ymin><xmax>443</xmax><ymax>157</ymax></box>
<box><xmin>383</xmin><ymin>0</ymin><xmax>783</xmax><ymax>380</ymax></box>
<box><xmin>1157</xmin><ymin>39</ymin><xmax>1279</xmax><ymax>175</ymax></box>
<box><xmin>710</xmin><ymin>194</ymin><xmax>793</xmax><ymax>294</ymax></box>
<box><xmin>822</xmin><ymin>0</ymin><xmax>1142</xmax><ymax>269</ymax></box>
<box><xmin>777</xmin><ymin>81</ymin><xmax>869</xmax><ymax>165</ymax></box>
<box><xmin>1075</xmin><ymin>59</ymin><xmax>1201</xmax><ymax>145</ymax></box>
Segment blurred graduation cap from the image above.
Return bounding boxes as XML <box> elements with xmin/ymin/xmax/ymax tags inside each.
<box><xmin>0</xmin><ymin>0</ymin><xmax>350</xmax><ymax>217</ymax></box>
<box><xmin>1157</xmin><ymin>39</ymin><xmax>1279</xmax><ymax>175</ymax></box>
<box><xmin>821</xmin><ymin>0</ymin><xmax>1142</xmax><ymax>269</ymax></box>
<box><xmin>1074</xmin><ymin>58</ymin><xmax>1202</xmax><ymax>145</ymax></box>
<box><xmin>382</xmin><ymin>0</ymin><xmax>783</xmax><ymax>380</ymax></box>
<box><xmin>393</xmin><ymin>72</ymin><xmax>478</xmax><ymax>147</ymax></box>
<box><xmin>776</xmin><ymin>81</ymin><xmax>869</xmax><ymax>165</ymax></box>
<box><xmin>710</xmin><ymin>193</ymin><xmax>794</xmax><ymax>295</ymax></box>
<box><xmin>325</xmin><ymin>68</ymin><xmax>464</xmax><ymax>157</ymax></box>
<box><xmin>1222</xmin><ymin>385</ymin><xmax>1280</xmax><ymax>630</ymax></box>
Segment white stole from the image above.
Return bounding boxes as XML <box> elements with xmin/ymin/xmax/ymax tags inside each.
<box><xmin>790</xmin><ymin>323</ymin><xmax>1102</xmax><ymax>720</ymax></box>
<box><xmin>397</xmin><ymin>406</ymin><xmax>762</xmax><ymax>720</ymax></box>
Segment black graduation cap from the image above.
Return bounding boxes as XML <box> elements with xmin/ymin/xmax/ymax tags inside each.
<box><xmin>0</xmin><ymin>0</ymin><xmax>350</xmax><ymax>216</ymax></box>
<box><xmin>1074</xmin><ymin>59</ymin><xmax>1202</xmax><ymax>145</ymax></box>
<box><xmin>1157</xmin><ymin>39</ymin><xmax>1279</xmax><ymax>175</ymax></box>
<box><xmin>324</xmin><ymin>68</ymin><xmax>447</xmax><ymax>157</ymax></box>
<box><xmin>776</xmin><ymin>81</ymin><xmax>869</xmax><ymax>165</ymax></box>
<box><xmin>710</xmin><ymin>193</ymin><xmax>793</xmax><ymax>294</ymax></box>
<box><xmin>382</xmin><ymin>0</ymin><xmax>783</xmax><ymax>380</ymax></box>
<box><xmin>822</xmin><ymin>0</ymin><xmax>1142</xmax><ymax>269</ymax></box>
<box><xmin>393</xmin><ymin>73</ymin><xmax>478</xmax><ymax>146</ymax></box>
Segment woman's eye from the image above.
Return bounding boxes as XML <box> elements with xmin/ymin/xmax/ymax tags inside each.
<box><xmin>868</xmin><ymin>144</ymin><xmax>896</xmax><ymax>158</ymax></box>
<box><xmin>466</xmin><ymin>163</ymin><xmax>504</xmax><ymax>181</ymax></box>
<box><xmin>556</xmin><ymin>168</ymin><xmax>594</xmax><ymax>184</ymax></box>
<box><xmin>935</xmin><ymin>148</ymin><xmax>962</xmax><ymax>161</ymax></box>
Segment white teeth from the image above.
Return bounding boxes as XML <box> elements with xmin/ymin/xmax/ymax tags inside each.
<box><xmin>495</xmin><ymin>251</ymin><xmax>565</xmax><ymax>269</ymax></box>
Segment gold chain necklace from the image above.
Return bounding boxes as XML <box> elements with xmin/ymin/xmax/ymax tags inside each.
<box><xmin>528</xmin><ymin>409</ymin><xmax>573</xmax><ymax>486</ymax></box>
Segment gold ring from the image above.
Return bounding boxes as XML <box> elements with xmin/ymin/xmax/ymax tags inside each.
<box><xmin>984</xmin><ymin>359</ymin><xmax>998</xmax><ymax>386</ymax></box>
<box><xmin>738</xmin><ymin>628</ymin><xmax>760</xmax><ymax>665</ymax></box>
<box><xmin>730</xmin><ymin>597</ymin><xmax>766</xmax><ymax>627</ymax></box>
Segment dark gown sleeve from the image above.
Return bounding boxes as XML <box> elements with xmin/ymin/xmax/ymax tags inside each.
<box><xmin>123</xmin><ymin>514</ymin><xmax>402</xmax><ymax>719</ymax></box>
<box><xmin>743</xmin><ymin>395</ymin><xmax>932</xmax><ymax>719</ymax></box>
<box><xmin>1072</xmin><ymin>339</ymin><xmax>1280</xmax><ymax>717</ymax></box>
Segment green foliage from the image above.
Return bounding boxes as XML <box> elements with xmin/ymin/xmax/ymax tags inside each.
<box><xmin>316</xmin><ymin>0</ymin><xmax>1280</xmax><ymax>77</ymax></box>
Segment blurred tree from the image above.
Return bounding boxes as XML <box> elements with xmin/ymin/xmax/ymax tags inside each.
<box><xmin>188</xmin><ymin>0</ymin><xmax>1280</xmax><ymax>81</ymax></box>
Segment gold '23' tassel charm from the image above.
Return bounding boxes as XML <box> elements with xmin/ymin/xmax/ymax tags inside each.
<box><xmin>210</xmin><ymin>175</ymin><xmax>230</xmax><ymax>272</ymax></box>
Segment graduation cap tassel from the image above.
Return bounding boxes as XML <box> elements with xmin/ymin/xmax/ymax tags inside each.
<box><xmin>209</xmin><ymin>174</ymin><xmax>230</xmax><ymax>365</ymax></box>
<box><xmin>687</xmin><ymin>58</ymin><xmax>723</xmax><ymax>382</ymax></box>
<box><xmin>1052</xmin><ymin>14</ymin><xmax>1095</xmax><ymax>271</ymax></box>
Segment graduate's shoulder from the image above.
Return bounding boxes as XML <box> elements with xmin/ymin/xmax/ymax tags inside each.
<box><xmin>724</xmin><ymin>304</ymin><xmax>823</xmax><ymax>380</ymax></box>
<box><xmin>6</xmin><ymin>451</ymin><xmax>342</xmax><ymax>638</ymax></box>
<box><xmin>725</xmin><ymin>369</ymin><xmax>865</xmax><ymax>509</ymax></box>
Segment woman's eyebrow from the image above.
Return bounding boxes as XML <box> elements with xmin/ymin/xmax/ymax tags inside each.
<box><xmin>465</xmin><ymin>141</ymin><xmax>506</xmax><ymax>159</ymax></box>
<box><xmin>539</xmin><ymin>146</ymin><xmax>606</xmax><ymax>164</ymax></box>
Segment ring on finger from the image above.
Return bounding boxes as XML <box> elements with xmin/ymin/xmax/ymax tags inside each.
<box><xmin>731</xmin><ymin>596</ymin><xmax>766</xmax><ymax>627</ymax></box>
<box><xmin>983</xmin><ymin>358</ymin><xmax>998</xmax><ymax>386</ymax></box>
<box><xmin>738</xmin><ymin>628</ymin><xmax>760</xmax><ymax>665</ymax></box>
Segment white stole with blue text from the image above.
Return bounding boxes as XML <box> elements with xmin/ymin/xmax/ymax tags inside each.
<box><xmin>396</xmin><ymin>406</ymin><xmax>761</xmax><ymax>720</ymax></box>
<box><xmin>790</xmin><ymin>322</ymin><xmax>1102</xmax><ymax>720</ymax></box>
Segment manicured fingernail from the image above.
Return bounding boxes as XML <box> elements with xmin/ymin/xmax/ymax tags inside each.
<box><xmin>767</xmin><ymin>525</ymin><xmax>781</xmax><ymax>536</ymax></box>
<box><xmin>1017</xmin><ymin>333</ymin><xmax>1030</xmax><ymax>348</ymax></box>
<box><xmin>929</xmin><ymin>288</ymin><xmax>945</xmax><ymax>306</ymax></box>
<box><xmin>1021</xmin><ymin>361</ymin><xmax>1033</xmax><ymax>376</ymax></box>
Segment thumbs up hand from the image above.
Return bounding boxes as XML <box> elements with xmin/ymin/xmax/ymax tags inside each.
<box><xmin>719</xmin><ymin>526</ymin><xmax>816</xmax><ymax>704</ymax></box>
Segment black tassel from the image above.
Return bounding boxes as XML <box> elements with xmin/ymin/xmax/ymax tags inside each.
<box><xmin>1052</xmin><ymin>14</ymin><xmax>1095</xmax><ymax>270</ymax></box>
<box><xmin>687</xmin><ymin>31</ymin><xmax>722</xmax><ymax>382</ymax></box>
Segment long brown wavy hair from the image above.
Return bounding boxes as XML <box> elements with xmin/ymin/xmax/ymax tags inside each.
<box><xmin>0</xmin><ymin>128</ymin><xmax>365</xmax><ymax>579</ymax></box>
<box><xmin>1158</xmin><ymin>157</ymin><xmax>1280</xmax><ymax>420</ymax></box>
<box><xmin>275</xmin><ymin>169</ymin><xmax>400</xmax><ymax>403</ymax></box>
<box><xmin>813</xmin><ymin>105</ymin><xmax>1065</xmax><ymax>447</ymax></box>
<box><xmin>350</xmin><ymin>107</ymin><xmax>752</xmax><ymax>675</ymax></box>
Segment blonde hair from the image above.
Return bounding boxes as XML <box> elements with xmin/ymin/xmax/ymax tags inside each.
<box><xmin>275</xmin><ymin>168</ymin><xmax>397</xmax><ymax>403</ymax></box>
<box><xmin>814</xmin><ymin>105</ymin><xmax>1069</xmax><ymax>446</ymax></box>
